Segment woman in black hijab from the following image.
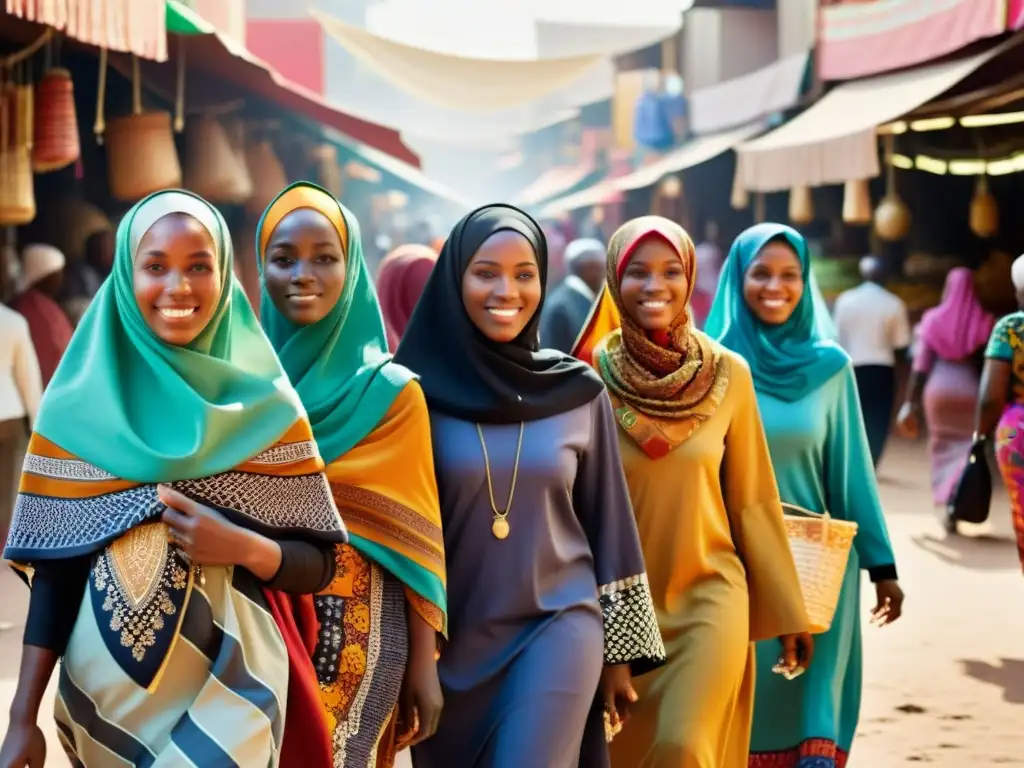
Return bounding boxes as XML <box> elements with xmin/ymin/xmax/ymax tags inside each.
<box><xmin>396</xmin><ymin>205</ymin><xmax>664</xmax><ymax>768</ymax></box>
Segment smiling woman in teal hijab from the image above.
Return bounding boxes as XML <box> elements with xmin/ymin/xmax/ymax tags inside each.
<box><xmin>257</xmin><ymin>182</ymin><xmax>447</xmax><ymax>766</ymax></box>
<box><xmin>706</xmin><ymin>222</ymin><xmax>903</xmax><ymax>768</ymax></box>
<box><xmin>2</xmin><ymin>189</ymin><xmax>346</xmax><ymax>768</ymax></box>
<box><xmin>704</xmin><ymin>223</ymin><xmax>845</xmax><ymax>401</ymax></box>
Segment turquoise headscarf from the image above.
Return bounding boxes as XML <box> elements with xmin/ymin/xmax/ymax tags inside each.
<box><xmin>255</xmin><ymin>182</ymin><xmax>413</xmax><ymax>464</ymax></box>
<box><xmin>704</xmin><ymin>223</ymin><xmax>848</xmax><ymax>402</ymax></box>
<box><xmin>34</xmin><ymin>189</ymin><xmax>304</xmax><ymax>482</ymax></box>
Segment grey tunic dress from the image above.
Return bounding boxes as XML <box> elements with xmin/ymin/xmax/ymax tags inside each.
<box><xmin>412</xmin><ymin>391</ymin><xmax>664</xmax><ymax>768</ymax></box>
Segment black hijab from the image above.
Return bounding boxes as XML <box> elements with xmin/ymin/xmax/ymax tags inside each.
<box><xmin>393</xmin><ymin>203</ymin><xmax>604</xmax><ymax>424</ymax></box>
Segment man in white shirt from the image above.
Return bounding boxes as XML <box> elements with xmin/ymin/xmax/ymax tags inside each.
<box><xmin>833</xmin><ymin>256</ymin><xmax>912</xmax><ymax>468</ymax></box>
<box><xmin>0</xmin><ymin>303</ymin><xmax>41</xmax><ymax>559</ymax></box>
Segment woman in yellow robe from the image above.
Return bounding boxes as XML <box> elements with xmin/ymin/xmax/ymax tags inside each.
<box><xmin>574</xmin><ymin>216</ymin><xmax>811</xmax><ymax>767</ymax></box>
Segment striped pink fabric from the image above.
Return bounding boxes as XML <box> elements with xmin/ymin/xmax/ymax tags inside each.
<box><xmin>818</xmin><ymin>0</ymin><xmax>1004</xmax><ymax>81</ymax></box>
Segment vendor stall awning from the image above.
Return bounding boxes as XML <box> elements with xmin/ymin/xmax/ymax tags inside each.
<box><xmin>515</xmin><ymin>164</ymin><xmax>595</xmax><ymax>206</ymax></box>
<box><xmin>311</xmin><ymin>8</ymin><xmax>605</xmax><ymax>112</ymax></box>
<box><xmin>327</xmin><ymin>129</ymin><xmax>471</xmax><ymax>207</ymax></box>
<box><xmin>148</xmin><ymin>1</ymin><xmax>419</xmax><ymax>166</ymax></box>
<box><xmin>7</xmin><ymin>0</ymin><xmax>168</xmax><ymax>60</ymax></box>
<box><xmin>734</xmin><ymin>38</ymin><xmax>1015</xmax><ymax>192</ymax></box>
<box><xmin>688</xmin><ymin>52</ymin><xmax>809</xmax><ymax>136</ymax></box>
<box><xmin>539</xmin><ymin>123</ymin><xmax>762</xmax><ymax>217</ymax></box>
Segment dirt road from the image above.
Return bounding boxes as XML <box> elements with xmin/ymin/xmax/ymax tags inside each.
<box><xmin>0</xmin><ymin>438</ymin><xmax>1020</xmax><ymax>766</ymax></box>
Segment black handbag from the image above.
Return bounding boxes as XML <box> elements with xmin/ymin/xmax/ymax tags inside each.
<box><xmin>947</xmin><ymin>438</ymin><xmax>992</xmax><ymax>525</ymax></box>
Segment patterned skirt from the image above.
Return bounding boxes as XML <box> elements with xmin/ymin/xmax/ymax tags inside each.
<box><xmin>315</xmin><ymin>544</ymin><xmax>408</xmax><ymax>768</ymax></box>
<box><xmin>57</xmin><ymin>526</ymin><xmax>288</xmax><ymax>767</ymax></box>
<box><xmin>995</xmin><ymin>403</ymin><xmax>1024</xmax><ymax>572</ymax></box>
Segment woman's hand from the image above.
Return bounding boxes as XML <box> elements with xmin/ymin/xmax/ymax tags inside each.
<box><xmin>397</xmin><ymin>648</ymin><xmax>443</xmax><ymax>748</ymax></box>
<box><xmin>871</xmin><ymin>580</ymin><xmax>904</xmax><ymax>627</ymax></box>
<box><xmin>0</xmin><ymin>718</ymin><xmax>46</xmax><ymax>768</ymax></box>
<box><xmin>397</xmin><ymin>607</ymin><xmax>444</xmax><ymax>748</ymax></box>
<box><xmin>895</xmin><ymin>402</ymin><xmax>920</xmax><ymax>439</ymax></box>
<box><xmin>777</xmin><ymin>631</ymin><xmax>814</xmax><ymax>677</ymax></box>
<box><xmin>158</xmin><ymin>485</ymin><xmax>283</xmax><ymax>581</ymax></box>
<box><xmin>159</xmin><ymin>485</ymin><xmax>247</xmax><ymax>567</ymax></box>
<box><xmin>600</xmin><ymin>664</ymin><xmax>638</xmax><ymax>730</ymax></box>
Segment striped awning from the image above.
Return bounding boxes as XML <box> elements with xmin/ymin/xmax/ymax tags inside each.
<box><xmin>6</xmin><ymin>0</ymin><xmax>168</xmax><ymax>60</ymax></box>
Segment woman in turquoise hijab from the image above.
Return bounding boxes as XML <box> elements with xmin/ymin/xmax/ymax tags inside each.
<box><xmin>256</xmin><ymin>182</ymin><xmax>446</xmax><ymax>767</ymax></box>
<box><xmin>705</xmin><ymin>223</ymin><xmax>904</xmax><ymax>768</ymax></box>
<box><xmin>1</xmin><ymin>189</ymin><xmax>346</xmax><ymax>768</ymax></box>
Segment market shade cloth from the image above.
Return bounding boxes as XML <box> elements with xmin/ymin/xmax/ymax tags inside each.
<box><xmin>515</xmin><ymin>164</ymin><xmax>595</xmax><ymax>206</ymax></box>
<box><xmin>817</xmin><ymin>0</ymin><xmax>1005</xmax><ymax>82</ymax></box>
<box><xmin>161</xmin><ymin>0</ymin><xmax>419</xmax><ymax>166</ymax></box>
<box><xmin>688</xmin><ymin>52</ymin><xmax>809</xmax><ymax>135</ymax></box>
<box><xmin>7</xmin><ymin>0</ymin><xmax>167</xmax><ymax>60</ymax></box>
<box><xmin>326</xmin><ymin>128</ymin><xmax>472</xmax><ymax>207</ymax></box>
<box><xmin>734</xmin><ymin>38</ymin><xmax>1015</xmax><ymax>193</ymax></box>
<box><xmin>539</xmin><ymin>123</ymin><xmax>763</xmax><ymax>217</ymax></box>
<box><xmin>312</xmin><ymin>8</ymin><xmax>606</xmax><ymax>112</ymax></box>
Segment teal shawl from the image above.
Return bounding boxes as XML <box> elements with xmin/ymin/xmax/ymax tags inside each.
<box><xmin>33</xmin><ymin>189</ymin><xmax>304</xmax><ymax>482</ymax></box>
<box><xmin>704</xmin><ymin>223</ymin><xmax>848</xmax><ymax>402</ymax></box>
<box><xmin>255</xmin><ymin>182</ymin><xmax>414</xmax><ymax>464</ymax></box>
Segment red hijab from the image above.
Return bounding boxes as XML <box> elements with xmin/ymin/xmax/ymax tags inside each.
<box><xmin>377</xmin><ymin>244</ymin><xmax>438</xmax><ymax>351</ymax></box>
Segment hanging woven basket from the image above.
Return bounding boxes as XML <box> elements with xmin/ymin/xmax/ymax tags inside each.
<box><xmin>183</xmin><ymin>116</ymin><xmax>253</xmax><ymax>204</ymax></box>
<box><xmin>842</xmin><ymin>179</ymin><xmax>872</xmax><ymax>225</ymax></box>
<box><xmin>788</xmin><ymin>186</ymin><xmax>814</xmax><ymax>225</ymax></box>
<box><xmin>245</xmin><ymin>138</ymin><xmax>288</xmax><ymax>215</ymax></box>
<box><xmin>106</xmin><ymin>110</ymin><xmax>182</xmax><ymax>201</ymax></box>
<box><xmin>32</xmin><ymin>68</ymin><xmax>80</xmax><ymax>173</ymax></box>
<box><xmin>0</xmin><ymin>147</ymin><xmax>37</xmax><ymax>225</ymax></box>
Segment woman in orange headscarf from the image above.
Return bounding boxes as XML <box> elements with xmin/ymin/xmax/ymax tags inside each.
<box><xmin>377</xmin><ymin>244</ymin><xmax>438</xmax><ymax>351</ymax></box>
<box><xmin>573</xmin><ymin>216</ymin><xmax>809</xmax><ymax>768</ymax></box>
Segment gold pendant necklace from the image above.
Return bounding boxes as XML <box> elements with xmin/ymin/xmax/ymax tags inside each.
<box><xmin>476</xmin><ymin>421</ymin><xmax>525</xmax><ymax>540</ymax></box>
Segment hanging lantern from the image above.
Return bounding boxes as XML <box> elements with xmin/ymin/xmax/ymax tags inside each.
<box><xmin>183</xmin><ymin>116</ymin><xmax>253</xmax><ymax>204</ymax></box>
<box><xmin>659</xmin><ymin>175</ymin><xmax>682</xmax><ymax>200</ymax></box>
<box><xmin>0</xmin><ymin>147</ymin><xmax>36</xmax><ymax>225</ymax></box>
<box><xmin>842</xmin><ymin>179</ymin><xmax>872</xmax><ymax>224</ymax></box>
<box><xmin>969</xmin><ymin>175</ymin><xmax>998</xmax><ymax>239</ymax></box>
<box><xmin>788</xmin><ymin>186</ymin><xmax>814</xmax><ymax>224</ymax></box>
<box><xmin>32</xmin><ymin>68</ymin><xmax>80</xmax><ymax>173</ymax></box>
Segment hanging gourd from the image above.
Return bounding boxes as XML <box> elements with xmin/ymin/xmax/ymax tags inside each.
<box><xmin>874</xmin><ymin>134</ymin><xmax>910</xmax><ymax>242</ymax></box>
<box><xmin>32</xmin><ymin>68</ymin><xmax>80</xmax><ymax>172</ymax></box>
<box><xmin>969</xmin><ymin>174</ymin><xmax>998</xmax><ymax>239</ymax></box>
<box><xmin>104</xmin><ymin>55</ymin><xmax>182</xmax><ymax>201</ymax></box>
<box><xmin>183</xmin><ymin>115</ymin><xmax>253</xmax><ymax>204</ymax></box>
<box><xmin>842</xmin><ymin>179</ymin><xmax>872</xmax><ymax>224</ymax></box>
<box><xmin>788</xmin><ymin>186</ymin><xmax>814</xmax><ymax>224</ymax></box>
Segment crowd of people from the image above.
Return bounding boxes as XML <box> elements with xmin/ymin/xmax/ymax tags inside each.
<box><xmin>0</xmin><ymin>176</ymin><xmax>1018</xmax><ymax>768</ymax></box>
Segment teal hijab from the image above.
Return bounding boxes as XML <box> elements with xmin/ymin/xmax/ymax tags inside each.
<box><xmin>255</xmin><ymin>181</ymin><xmax>413</xmax><ymax>464</ymax></box>
<box><xmin>704</xmin><ymin>223</ymin><xmax>848</xmax><ymax>402</ymax></box>
<box><xmin>34</xmin><ymin>189</ymin><xmax>304</xmax><ymax>482</ymax></box>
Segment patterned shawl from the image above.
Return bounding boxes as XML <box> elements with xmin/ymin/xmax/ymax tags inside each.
<box><xmin>573</xmin><ymin>216</ymin><xmax>728</xmax><ymax>458</ymax></box>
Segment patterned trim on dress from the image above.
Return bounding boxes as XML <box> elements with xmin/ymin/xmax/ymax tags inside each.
<box><xmin>22</xmin><ymin>454</ymin><xmax>117</xmax><ymax>481</ymax></box>
<box><xmin>332</xmin><ymin>483</ymin><xmax>445</xmax><ymax>568</ymax></box>
<box><xmin>598</xmin><ymin>572</ymin><xmax>666</xmax><ymax>669</ymax></box>
<box><xmin>749</xmin><ymin>738</ymin><xmax>849</xmax><ymax>768</ymax></box>
<box><xmin>247</xmin><ymin>440</ymin><xmax>318</xmax><ymax>465</ymax></box>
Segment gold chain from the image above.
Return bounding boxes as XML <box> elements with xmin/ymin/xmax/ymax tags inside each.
<box><xmin>476</xmin><ymin>422</ymin><xmax>525</xmax><ymax>523</ymax></box>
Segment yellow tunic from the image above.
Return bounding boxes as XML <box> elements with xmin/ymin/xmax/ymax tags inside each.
<box><xmin>609</xmin><ymin>349</ymin><xmax>807</xmax><ymax>768</ymax></box>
